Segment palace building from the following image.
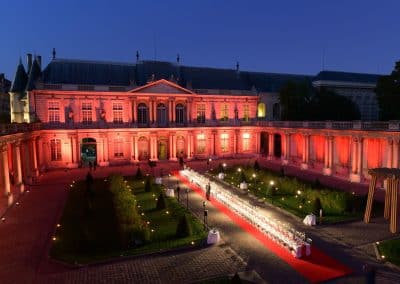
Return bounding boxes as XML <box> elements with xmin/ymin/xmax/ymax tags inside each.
<box><xmin>1</xmin><ymin>52</ymin><xmax>399</xmax><ymax>205</ymax></box>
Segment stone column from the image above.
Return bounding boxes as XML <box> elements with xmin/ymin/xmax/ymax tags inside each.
<box><xmin>134</xmin><ymin>136</ymin><xmax>139</xmax><ymax>162</ymax></box>
<box><xmin>172</xmin><ymin>134</ymin><xmax>177</xmax><ymax>159</ymax></box>
<box><xmin>69</xmin><ymin>135</ymin><xmax>78</xmax><ymax>168</ymax></box>
<box><xmin>301</xmin><ymin>134</ymin><xmax>308</xmax><ymax>170</ymax></box>
<box><xmin>268</xmin><ymin>133</ymin><xmax>274</xmax><ymax>159</ymax></box>
<box><xmin>169</xmin><ymin>134</ymin><xmax>174</xmax><ymax>160</ymax></box>
<box><xmin>387</xmin><ymin>138</ymin><xmax>393</xmax><ymax>168</ymax></box>
<box><xmin>210</xmin><ymin>131</ymin><xmax>216</xmax><ymax>156</ymax></box>
<box><xmin>323</xmin><ymin>136</ymin><xmax>331</xmax><ymax>175</ymax></box>
<box><xmin>130</xmin><ymin>134</ymin><xmax>136</xmax><ymax>163</ymax></box>
<box><xmin>187</xmin><ymin>131</ymin><xmax>193</xmax><ymax>159</ymax></box>
<box><xmin>31</xmin><ymin>139</ymin><xmax>39</xmax><ymax>177</ymax></box>
<box><xmin>36</xmin><ymin>137</ymin><xmax>43</xmax><ymax>170</ymax></box>
<box><xmin>393</xmin><ymin>139</ymin><xmax>399</xmax><ymax>168</ymax></box>
<box><xmin>255</xmin><ymin>131</ymin><xmax>260</xmax><ymax>154</ymax></box>
<box><xmin>328</xmin><ymin>136</ymin><xmax>334</xmax><ymax>168</ymax></box>
<box><xmin>350</xmin><ymin>137</ymin><xmax>363</xmax><ymax>183</ymax></box>
<box><xmin>132</xmin><ymin>98</ymin><xmax>137</xmax><ymax>124</ymax></box>
<box><xmin>283</xmin><ymin>133</ymin><xmax>290</xmax><ymax>165</ymax></box>
<box><xmin>351</xmin><ymin>137</ymin><xmax>357</xmax><ymax>173</ymax></box>
<box><xmin>187</xmin><ymin>99</ymin><xmax>192</xmax><ymax>123</ymax></box>
<box><xmin>14</xmin><ymin>143</ymin><xmax>24</xmax><ymax>192</ymax></box>
<box><xmin>100</xmin><ymin>135</ymin><xmax>109</xmax><ymax>166</ymax></box>
<box><xmin>172</xmin><ymin>100</ymin><xmax>176</xmax><ymax>123</ymax></box>
<box><xmin>1</xmin><ymin>145</ymin><xmax>11</xmax><ymax>197</ymax></box>
<box><xmin>149</xmin><ymin>100</ymin><xmax>153</xmax><ymax>124</ymax></box>
<box><xmin>153</xmin><ymin>100</ymin><xmax>157</xmax><ymax>124</ymax></box>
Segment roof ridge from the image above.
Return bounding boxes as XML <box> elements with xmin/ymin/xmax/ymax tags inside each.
<box><xmin>52</xmin><ymin>58</ymin><xmax>136</xmax><ymax>66</ymax></box>
<box><xmin>318</xmin><ymin>70</ymin><xmax>381</xmax><ymax>76</ymax></box>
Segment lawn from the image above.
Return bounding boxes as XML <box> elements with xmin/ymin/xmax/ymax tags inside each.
<box><xmin>377</xmin><ymin>239</ymin><xmax>400</xmax><ymax>266</ymax></box>
<box><xmin>210</xmin><ymin>164</ymin><xmax>383</xmax><ymax>224</ymax></box>
<box><xmin>50</xmin><ymin>175</ymin><xmax>207</xmax><ymax>264</ymax></box>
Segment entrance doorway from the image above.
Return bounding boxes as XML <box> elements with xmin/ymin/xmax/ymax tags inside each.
<box><xmin>273</xmin><ymin>134</ymin><xmax>282</xmax><ymax>158</ymax></box>
<box><xmin>81</xmin><ymin>138</ymin><xmax>97</xmax><ymax>165</ymax></box>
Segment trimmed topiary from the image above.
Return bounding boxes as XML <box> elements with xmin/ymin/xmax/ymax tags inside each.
<box><xmin>156</xmin><ymin>193</ymin><xmax>167</xmax><ymax>210</ymax></box>
<box><xmin>254</xmin><ymin>160</ymin><xmax>260</xmax><ymax>171</ymax></box>
<box><xmin>239</xmin><ymin>171</ymin><xmax>247</xmax><ymax>183</ymax></box>
<box><xmin>135</xmin><ymin>167</ymin><xmax>143</xmax><ymax>179</ymax></box>
<box><xmin>144</xmin><ymin>176</ymin><xmax>152</xmax><ymax>192</ymax></box>
<box><xmin>175</xmin><ymin>214</ymin><xmax>192</xmax><ymax>238</ymax></box>
<box><xmin>312</xmin><ymin>197</ymin><xmax>323</xmax><ymax>215</ymax></box>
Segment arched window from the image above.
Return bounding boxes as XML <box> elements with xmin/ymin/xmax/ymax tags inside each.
<box><xmin>157</xmin><ymin>103</ymin><xmax>167</xmax><ymax>126</ymax></box>
<box><xmin>257</xmin><ymin>103</ymin><xmax>266</xmax><ymax>119</ymax></box>
<box><xmin>273</xmin><ymin>103</ymin><xmax>280</xmax><ymax>120</ymax></box>
<box><xmin>175</xmin><ymin>103</ymin><xmax>185</xmax><ymax>125</ymax></box>
<box><xmin>137</xmin><ymin>103</ymin><xmax>148</xmax><ymax>125</ymax></box>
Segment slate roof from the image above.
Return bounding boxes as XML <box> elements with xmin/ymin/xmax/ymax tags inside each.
<box><xmin>39</xmin><ymin>58</ymin><xmax>312</xmax><ymax>93</ymax></box>
<box><xmin>26</xmin><ymin>58</ymin><xmax>42</xmax><ymax>92</ymax></box>
<box><xmin>42</xmin><ymin>59</ymin><xmax>136</xmax><ymax>86</ymax></box>
<box><xmin>10</xmin><ymin>60</ymin><xmax>28</xmax><ymax>92</ymax></box>
<box><xmin>314</xmin><ymin>71</ymin><xmax>379</xmax><ymax>84</ymax></box>
<box><xmin>13</xmin><ymin>57</ymin><xmax>381</xmax><ymax>94</ymax></box>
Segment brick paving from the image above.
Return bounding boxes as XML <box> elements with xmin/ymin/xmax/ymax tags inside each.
<box><xmin>0</xmin><ymin>158</ymin><xmax>399</xmax><ymax>284</ymax></box>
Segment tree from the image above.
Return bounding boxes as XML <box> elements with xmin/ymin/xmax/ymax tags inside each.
<box><xmin>175</xmin><ymin>214</ymin><xmax>192</xmax><ymax>238</ymax></box>
<box><xmin>279</xmin><ymin>80</ymin><xmax>311</xmax><ymax>120</ymax></box>
<box><xmin>156</xmin><ymin>193</ymin><xmax>167</xmax><ymax>210</ymax></box>
<box><xmin>144</xmin><ymin>176</ymin><xmax>152</xmax><ymax>192</ymax></box>
<box><xmin>309</xmin><ymin>87</ymin><xmax>360</xmax><ymax>120</ymax></box>
<box><xmin>375</xmin><ymin>61</ymin><xmax>400</xmax><ymax>120</ymax></box>
<box><xmin>239</xmin><ymin>171</ymin><xmax>247</xmax><ymax>183</ymax></box>
<box><xmin>312</xmin><ymin>197</ymin><xmax>323</xmax><ymax>216</ymax></box>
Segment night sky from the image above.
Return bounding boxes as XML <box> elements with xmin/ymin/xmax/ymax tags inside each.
<box><xmin>1</xmin><ymin>0</ymin><xmax>399</xmax><ymax>80</ymax></box>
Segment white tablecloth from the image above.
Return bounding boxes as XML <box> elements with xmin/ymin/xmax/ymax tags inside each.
<box><xmin>207</xmin><ymin>229</ymin><xmax>221</xmax><ymax>244</ymax></box>
<box><xmin>303</xmin><ymin>214</ymin><xmax>316</xmax><ymax>226</ymax></box>
<box><xmin>166</xmin><ymin>188</ymin><xmax>175</xmax><ymax>197</ymax></box>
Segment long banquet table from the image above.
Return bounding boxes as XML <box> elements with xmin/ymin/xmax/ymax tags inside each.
<box><xmin>180</xmin><ymin>169</ymin><xmax>311</xmax><ymax>258</ymax></box>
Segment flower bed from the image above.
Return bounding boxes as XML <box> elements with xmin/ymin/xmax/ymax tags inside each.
<box><xmin>211</xmin><ymin>164</ymin><xmax>382</xmax><ymax>223</ymax></box>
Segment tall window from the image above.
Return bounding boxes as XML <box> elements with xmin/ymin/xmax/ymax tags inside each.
<box><xmin>114</xmin><ymin>138</ymin><xmax>124</xmax><ymax>157</ymax></box>
<box><xmin>196</xmin><ymin>133</ymin><xmax>206</xmax><ymax>154</ymax></box>
<box><xmin>82</xmin><ymin>102</ymin><xmax>92</xmax><ymax>124</ymax></box>
<box><xmin>157</xmin><ymin>103</ymin><xmax>167</xmax><ymax>126</ymax></box>
<box><xmin>137</xmin><ymin>103</ymin><xmax>148</xmax><ymax>125</ymax></box>
<box><xmin>243</xmin><ymin>104</ymin><xmax>250</xmax><ymax>121</ymax></box>
<box><xmin>113</xmin><ymin>103</ymin><xmax>123</xmax><ymax>124</ymax></box>
<box><xmin>220</xmin><ymin>104</ymin><xmax>229</xmax><ymax>121</ymax></box>
<box><xmin>196</xmin><ymin>104</ymin><xmax>205</xmax><ymax>123</ymax></box>
<box><xmin>221</xmin><ymin>133</ymin><xmax>229</xmax><ymax>152</ymax></box>
<box><xmin>257</xmin><ymin>103</ymin><xmax>266</xmax><ymax>119</ymax></box>
<box><xmin>243</xmin><ymin>133</ymin><xmax>250</xmax><ymax>151</ymax></box>
<box><xmin>175</xmin><ymin>103</ymin><xmax>185</xmax><ymax>125</ymax></box>
<box><xmin>50</xmin><ymin>139</ymin><xmax>62</xmax><ymax>161</ymax></box>
<box><xmin>48</xmin><ymin>101</ymin><xmax>60</xmax><ymax>123</ymax></box>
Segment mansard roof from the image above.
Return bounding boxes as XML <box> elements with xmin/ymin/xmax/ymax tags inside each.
<box><xmin>10</xmin><ymin>60</ymin><xmax>28</xmax><ymax>92</ymax></box>
<box><xmin>314</xmin><ymin>70</ymin><xmax>379</xmax><ymax>84</ymax></box>
<box><xmin>40</xmin><ymin>58</ymin><xmax>312</xmax><ymax>93</ymax></box>
<box><xmin>42</xmin><ymin>58</ymin><xmax>137</xmax><ymax>86</ymax></box>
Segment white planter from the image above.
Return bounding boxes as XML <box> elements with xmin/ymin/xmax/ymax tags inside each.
<box><xmin>207</xmin><ymin>229</ymin><xmax>221</xmax><ymax>245</ymax></box>
<box><xmin>218</xmin><ymin>172</ymin><xmax>225</xmax><ymax>180</ymax></box>
<box><xmin>240</xmin><ymin>182</ymin><xmax>248</xmax><ymax>190</ymax></box>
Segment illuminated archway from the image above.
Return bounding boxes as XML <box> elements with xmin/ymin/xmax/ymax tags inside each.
<box><xmin>138</xmin><ymin>136</ymin><xmax>149</xmax><ymax>161</ymax></box>
<box><xmin>81</xmin><ymin>138</ymin><xmax>97</xmax><ymax>165</ymax></box>
<box><xmin>158</xmin><ymin>136</ymin><xmax>168</xmax><ymax>160</ymax></box>
<box><xmin>176</xmin><ymin>135</ymin><xmax>186</xmax><ymax>157</ymax></box>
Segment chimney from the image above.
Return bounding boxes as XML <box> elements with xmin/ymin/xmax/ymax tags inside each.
<box><xmin>52</xmin><ymin>48</ymin><xmax>56</xmax><ymax>60</ymax></box>
<box><xmin>27</xmin><ymin>53</ymin><xmax>32</xmax><ymax>71</ymax></box>
<box><xmin>37</xmin><ymin>55</ymin><xmax>42</xmax><ymax>69</ymax></box>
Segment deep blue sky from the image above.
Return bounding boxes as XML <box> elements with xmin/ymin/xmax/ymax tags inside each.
<box><xmin>1</xmin><ymin>0</ymin><xmax>399</xmax><ymax>80</ymax></box>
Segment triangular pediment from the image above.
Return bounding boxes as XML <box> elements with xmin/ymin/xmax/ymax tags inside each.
<box><xmin>129</xmin><ymin>79</ymin><xmax>194</xmax><ymax>94</ymax></box>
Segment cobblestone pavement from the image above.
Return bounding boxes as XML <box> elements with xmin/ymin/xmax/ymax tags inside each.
<box><xmin>0</xmin><ymin>163</ymin><xmax>246</xmax><ymax>284</ymax></box>
<box><xmin>1</xmin><ymin>158</ymin><xmax>399</xmax><ymax>284</ymax></box>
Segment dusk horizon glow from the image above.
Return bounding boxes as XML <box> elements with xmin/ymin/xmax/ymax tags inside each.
<box><xmin>1</xmin><ymin>0</ymin><xmax>400</xmax><ymax>79</ymax></box>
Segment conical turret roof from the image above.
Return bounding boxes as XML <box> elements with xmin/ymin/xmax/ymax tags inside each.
<box><xmin>26</xmin><ymin>57</ymin><xmax>42</xmax><ymax>91</ymax></box>
<box><xmin>10</xmin><ymin>59</ymin><xmax>28</xmax><ymax>92</ymax></box>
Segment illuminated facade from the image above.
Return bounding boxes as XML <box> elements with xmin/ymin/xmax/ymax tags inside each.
<box><xmin>1</xmin><ymin>55</ymin><xmax>399</xmax><ymax>205</ymax></box>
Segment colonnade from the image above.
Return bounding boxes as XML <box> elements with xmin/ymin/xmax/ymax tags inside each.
<box><xmin>0</xmin><ymin>137</ymin><xmax>40</xmax><ymax>201</ymax></box>
<box><xmin>265</xmin><ymin>131</ymin><xmax>399</xmax><ymax>183</ymax></box>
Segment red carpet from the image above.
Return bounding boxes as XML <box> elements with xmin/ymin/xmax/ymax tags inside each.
<box><xmin>174</xmin><ymin>171</ymin><xmax>352</xmax><ymax>283</ymax></box>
